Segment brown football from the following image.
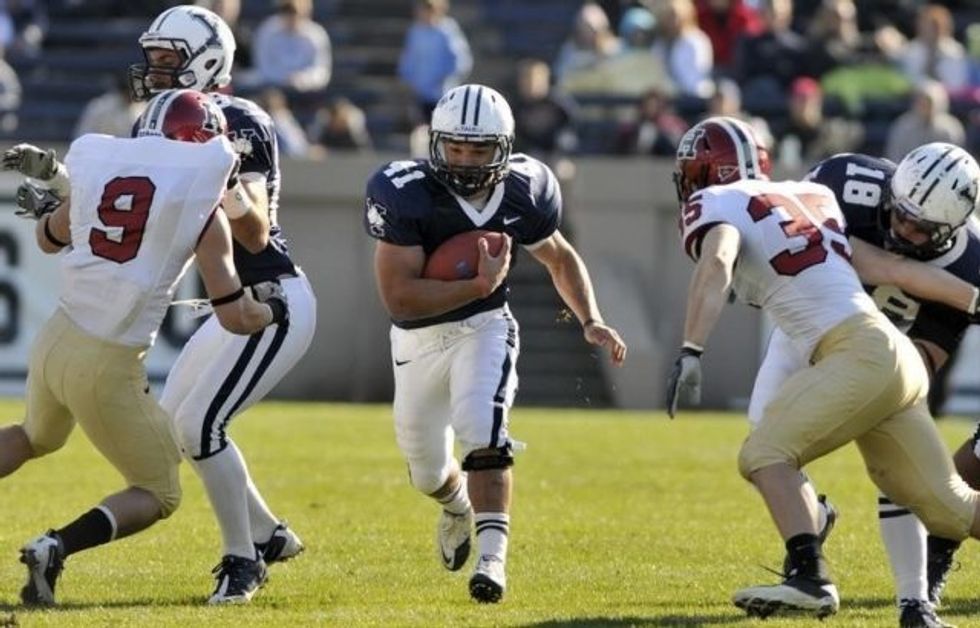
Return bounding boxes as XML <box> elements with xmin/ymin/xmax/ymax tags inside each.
<box><xmin>422</xmin><ymin>230</ymin><xmax>506</xmax><ymax>280</ymax></box>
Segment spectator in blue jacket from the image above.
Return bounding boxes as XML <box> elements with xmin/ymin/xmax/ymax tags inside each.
<box><xmin>397</xmin><ymin>0</ymin><xmax>472</xmax><ymax>126</ymax></box>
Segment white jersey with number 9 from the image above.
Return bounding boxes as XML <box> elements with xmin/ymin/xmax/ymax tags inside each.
<box><xmin>60</xmin><ymin>133</ymin><xmax>236</xmax><ymax>347</ymax></box>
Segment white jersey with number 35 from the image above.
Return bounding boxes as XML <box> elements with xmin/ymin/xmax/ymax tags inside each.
<box><xmin>680</xmin><ymin>178</ymin><xmax>879</xmax><ymax>357</ymax></box>
<box><xmin>59</xmin><ymin>134</ymin><xmax>236</xmax><ymax>347</ymax></box>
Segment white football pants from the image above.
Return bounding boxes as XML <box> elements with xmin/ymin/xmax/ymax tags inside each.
<box><xmin>162</xmin><ymin>273</ymin><xmax>317</xmax><ymax>459</ymax></box>
<box><xmin>390</xmin><ymin>305</ymin><xmax>519</xmax><ymax>494</ymax></box>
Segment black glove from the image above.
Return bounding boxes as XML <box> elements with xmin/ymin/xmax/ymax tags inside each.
<box><xmin>251</xmin><ymin>281</ymin><xmax>289</xmax><ymax>326</ymax></box>
<box><xmin>15</xmin><ymin>181</ymin><xmax>63</xmax><ymax>220</ymax></box>
<box><xmin>3</xmin><ymin>144</ymin><xmax>59</xmax><ymax>179</ymax></box>
<box><xmin>665</xmin><ymin>345</ymin><xmax>703</xmax><ymax>418</ymax></box>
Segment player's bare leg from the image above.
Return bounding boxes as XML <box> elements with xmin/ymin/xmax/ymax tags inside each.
<box><xmin>0</xmin><ymin>424</ymin><xmax>36</xmax><ymax>476</ymax></box>
<box><xmin>732</xmin><ymin>463</ymin><xmax>839</xmax><ymax>619</ymax></box>
<box><xmin>467</xmin><ymin>451</ymin><xmax>512</xmax><ymax>604</ymax></box>
<box><xmin>922</xmin><ymin>439</ymin><xmax>980</xmax><ymax>606</ymax></box>
<box><xmin>21</xmin><ymin>487</ymin><xmax>162</xmax><ymax>606</ymax></box>
<box><xmin>430</xmin><ymin>467</ymin><xmax>473</xmax><ymax>571</ymax></box>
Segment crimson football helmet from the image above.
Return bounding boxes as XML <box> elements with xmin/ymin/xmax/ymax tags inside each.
<box><xmin>673</xmin><ymin>116</ymin><xmax>772</xmax><ymax>203</ymax></box>
<box><xmin>135</xmin><ymin>89</ymin><xmax>227</xmax><ymax>143</ymax></box>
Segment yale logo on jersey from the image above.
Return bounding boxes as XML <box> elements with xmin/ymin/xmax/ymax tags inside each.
<box><xmin>366</xmin><ymin>197</ymin><xmax>388</xmax><ymax>238</ymax></box>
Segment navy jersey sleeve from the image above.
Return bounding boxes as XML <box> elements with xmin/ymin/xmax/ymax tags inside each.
<box><xmin>513</xmin><ymin>155</ymin><xmax>562</xmax><ymax>246</ymax></box>
<box><xmin>363</xmin><ymin>162</ymin><xmax>427</xmax><ymax>246</ymax></box>
<box><xmin>226</xmin><ymin>103</ymin><xmax>277</xmax><ymax>179</ymax></box>
<box><xmin>908</xmin><ymin>302</ymin><xmax>969</xmax><ymax>355</ymax></box>
<box><xmin>807</xmin><ymin>153</ymin><xmax>894</xmax><ymax>243</ymax></box>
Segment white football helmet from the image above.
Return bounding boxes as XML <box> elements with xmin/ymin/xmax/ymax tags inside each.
<box><xmin>128</xmin><ymin>6</ymin><xmax>236</xmax><ymax>101</ymax></box>
<box><xmin>889</xmin><ymin>142</ymin><xmax>980</xmax><ymax>255</ymax></box>
<box><xmin>429</xmin><ymin>84</ymin><xmax>514</xmax><ymax>197</ymax></box>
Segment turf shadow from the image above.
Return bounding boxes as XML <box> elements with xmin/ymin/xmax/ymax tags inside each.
<box><xmin>521</xmin><ymin>614</ymin><xmax>751</xmax><ymax>627</ymax></box>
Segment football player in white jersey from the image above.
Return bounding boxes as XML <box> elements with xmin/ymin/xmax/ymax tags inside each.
<box><xmin>749</xmin><ymin>145</ymin><xmax>980</xmax><ymax>627</ymax></box>
<box><xmin>0</xmin><ymin>88</ymin><xmax>286</xmax><ymax>606</ymax></box>
<box><xmin>5</xmin><ymin>5</ymin><xmax>317</xmax><ymax>604</ymax></box>
<box><xmin>365</xmin><ymin>84</ymin><xmax>627</xmax><ymax>603</ymax></box>
<box><xmin>666</xmin><ymin>116</ymin><xmax>980</xmax><ymax>620</ymax></box>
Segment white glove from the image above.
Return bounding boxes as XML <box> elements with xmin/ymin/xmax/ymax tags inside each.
<box><xmin>3</xmin><ymin>144</ymin><xmax>60</xmax><ymax>179</ymax></box>
<box><xmin>665</xmin><ymin>344</ymin><xmax>703</xmax><ymax>418</ymax></box>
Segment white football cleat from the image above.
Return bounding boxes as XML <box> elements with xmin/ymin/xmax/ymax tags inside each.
<box><xmin>256</xmin><ymin>522</ymin><xmax>305</xmax><ymax>564</ymax></box>
<box><xmin>436</xmin><ymin>508</ymin><xmax>472</xmax><ymax>571</ymax></box>
<box><xmin>469</xmin><ymin>554</ymin><xmax>506</xmax><ymax>603</ymax></box>
<box><xmin>733</xmin><ymin>575</ymin><xmax>839</xmax><ymax>619</ymax></box>
<box><xmin>20</xmin><ymin>531</ymin><xmax>65</xmax><ymax>606</ymax></box>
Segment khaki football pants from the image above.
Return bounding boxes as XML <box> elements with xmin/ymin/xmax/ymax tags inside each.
<box><xmin>739</xmin><ymin>311</ymin><xmax>978</xmax><ymax>541</ymax></box>
<box><xmin>23</xmin><ymin>309</ymin><xmax>182</xmax><ymax>516</ymax></box>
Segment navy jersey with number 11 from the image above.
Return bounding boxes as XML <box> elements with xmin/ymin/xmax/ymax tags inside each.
<box><xmin>364</xmin><ymin>154</ymin><xmax>562</xmax><ymax>329</ymax></box>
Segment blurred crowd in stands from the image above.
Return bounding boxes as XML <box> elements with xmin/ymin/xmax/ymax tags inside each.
<box><xmin>3</xmin><ymin>0</ymin><xmax>980</xmax><ymax>168</ymax></box>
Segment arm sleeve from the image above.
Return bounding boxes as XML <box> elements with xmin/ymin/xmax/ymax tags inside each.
<box><xmin>523</xmin><ymin>162</ymin><xmax>562</xmax><ymax>246</ymax></box>
<box><xmin>364</xmin><ymin>169</ymin><xmax>422</xmax><ymax>246</ymax></box>
<box><xmin>908</xmin><ymin>301</ymin><xmax>970</xmax><ymax>356</ymax></box>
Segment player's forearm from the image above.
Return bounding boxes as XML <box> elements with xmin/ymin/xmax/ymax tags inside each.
<box><xmin>890</xmin><ymin>257</ymin><xmax>978</xmax><ymax>314</ymax></box>
<box><xmin>850</xmin><ymin>238</ymin><xmax>977</xmax><ymax>312</ymax></box>
<box><xmin>381</xmin><ymin>277</ymin><xmax>490</xmax><ymax>321</ymax></box>
<box><xmin>547</xmin><ymin>247</ymin><xmax>601</xmax><ymax>326</ymax></box>
<box><xmin>682</xmin><ymin>256</ymin><xmax>731</xmax><ymax>348</ymax></box>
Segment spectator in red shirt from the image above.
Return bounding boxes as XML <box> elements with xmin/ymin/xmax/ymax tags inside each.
<box><xmin>695</xmin><ymin>0</ymin><xmax>763</xmax><ymax>69</ymax></box>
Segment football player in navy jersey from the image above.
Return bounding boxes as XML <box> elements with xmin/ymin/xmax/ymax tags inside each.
<box><xmin>747</xmin><ymin>144</ymin><xmax>980</xmax><ymax>626</ymax></box>
<box><xmin>125</xmin><ymin>5</ymin><xmax>317</xmax><ymax>604</ymax></box>
<box><xmin>364</xmin><ymin>84</ymin><xmax>626</xmax><ymax>603</ymax></box>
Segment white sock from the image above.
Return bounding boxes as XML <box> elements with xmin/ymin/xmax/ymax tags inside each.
<box><xmin>246</xmin><ymin>474</ymin><xmax>280</xmax><ymax>544</ymax></box>
<box><xmin>475</xmin><ymin>512</ymin><xmax>509</xmax><ymax>562</ymax></box>
<box><xmin>437</xmin><ymin>479</ymin><xmax>471</xmax><ymax>516</ymax></box>
<box><xmin>878</xmin><ymin>492</ymin><xmax>928</xmax><ymax>602</ymax></box>
<box><xmin>191</xmin><ymin>440</ymin><xmax>255</xmax><ymax>560</ymax></box>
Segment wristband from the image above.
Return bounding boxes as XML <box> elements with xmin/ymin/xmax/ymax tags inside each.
<box><xmin>681</xmin><ymin>341</ymin><xmax>704</xmax><ymax>356</ymax></box>
<box><xmin>582</xmin><ymin>318</ymin><xmax>603</xmax><ymax>329</ymax></box>
<box><xmin>210</xmin><ymin>286</ymin><xmax>245</xmax><ymax>306</ymax></box>
<box><xmin>42</xmin><ymin>215</ymin><xmax>69</xmax><ymax>248</ymax></box>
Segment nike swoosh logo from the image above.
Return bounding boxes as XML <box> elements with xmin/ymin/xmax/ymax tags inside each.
<box><xmin>394</xmin><ymin>359</ymin><xmax>411</xmax><ymax>366</ymax></box>
<box><xmin>502</xmin><ymin>216</ymin><xmax>521</xmax><ymax>225</ymax></box>
<box><xmin>30</xmin><ymin>187</ymin><xmax>46</xmax><ymax>201</ymax></box>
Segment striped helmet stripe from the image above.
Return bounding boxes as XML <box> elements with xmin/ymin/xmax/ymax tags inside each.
<box><xmin>717</xmin><ymin>117</ymin><xmax>760</xmax><ymax>180</ymax></box>
<box><xmin>141</xmin><ymin>89</ymin><xmax>181</xmax><ymax>135</ymax></box>
<box><xmin>909</xmin><ymin>146</ymin><xmax>964</xmax><ymax>206</ymax></box>
<box><xmin>460</xmin><ymin>85</ymin><xmax>471</xmax><ymax>126</ymax></box>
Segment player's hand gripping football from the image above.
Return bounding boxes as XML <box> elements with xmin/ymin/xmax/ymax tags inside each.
<box><xmin>14</xmin><ymin>180</ymin><xmax>62</xmax><ymax>220</ymax></box>
<box><xmin>583</xmin><ymin>320</ymin><xmax>627</xmax><ymax>366</ymax></box>
<box><xmin>665</xmin><ymin>344</ymin><xmax>703</xmax><ymax>418</ymax></box>
<box><xmin>251</xmin><ymin>280</ymin><xmax>289</xmax><ymax>326</ymax></box>
<box><xmin>475</xmin><ymin>233</ymin><xmax>512</xmax><ymax>297</ymax></box>
<box><xmin>2</xmin><ymin>144</ymin><xmax>60</xmax><ymax>179</ymax></box>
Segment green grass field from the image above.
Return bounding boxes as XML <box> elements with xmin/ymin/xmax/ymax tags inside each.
<box><xmin>0</xmin><ymin>400</ymin><xmax>978</xmax><ymax>627</ymax></box>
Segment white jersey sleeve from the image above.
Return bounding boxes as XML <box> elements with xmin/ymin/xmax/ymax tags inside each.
<box><xmin>680</xmin><ymin>179</ymin><xmax>880</xmax><ymax>358</ymax></box>
<box><xmin>59</xmin><ymin>134</ymin><xmax>236</xmax><ymax>347</ymax></box>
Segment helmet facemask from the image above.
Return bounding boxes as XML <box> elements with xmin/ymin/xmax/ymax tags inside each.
<box><xmin>887</xmin><ymin>142</ymin><xmax>980</xmax><ymax>258</ymax></box>
<box><xmin>429</xmin><ymin>132</ymin><xmax>512</xmax><ymax>198</ymax></box>
<box><xmin>885</xmin><ymin>198</ymin><xmax>958</xmax><ymax>258</ymax></box>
